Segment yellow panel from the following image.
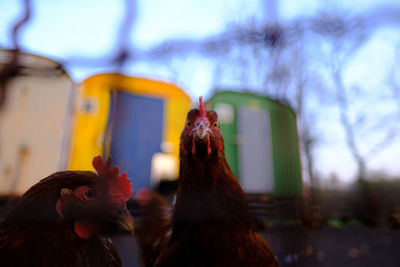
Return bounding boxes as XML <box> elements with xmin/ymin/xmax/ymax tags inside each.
<box><xmin>85</xmin><ymin>74</ymin><xmax>190</xmax><ymax>100</ymax></box>
<box><xmin>68</xmin><ymin>81</ymin><xmax>111</xmax><ymax>171</ymax></box>
<box><xmin>68</xmin><ymin>73</ymin><xmax>192</xmax><ymax>174</ymax></box>
<box><xmin>164</xmin><ymin>97</ymin><xmax>192</xmax><ymax>159</ymax></box>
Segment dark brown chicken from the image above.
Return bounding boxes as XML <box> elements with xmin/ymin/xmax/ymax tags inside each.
<box><xmin>134</xmin><ymin>188</ymin><xmax>172</xmax><ymax>266</ymax></box>
<box><xmin>0</xmin><ymin>156</ymin><xmax>134</xmax><ymax>267</ymax></box>
<box><xmin>154</xmin><ymin>97</ymin><xmax>278</xmax><ymax>267</ymax></box>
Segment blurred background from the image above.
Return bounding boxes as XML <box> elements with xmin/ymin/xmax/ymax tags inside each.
<box><xmin>1</xmin><ymin>0</ymin><xmax>400</xmax><ymax>266</ymax></box>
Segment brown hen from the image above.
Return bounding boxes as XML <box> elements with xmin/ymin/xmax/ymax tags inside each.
<box><xmin>154</xmin><ymin>97</ymin><xmax>278</xmax><ymax>267</ymax></box>
<box><xmin>0</xmin><ymin>156</ymin><xmax>134</xmax><ymax>267</ymax></box>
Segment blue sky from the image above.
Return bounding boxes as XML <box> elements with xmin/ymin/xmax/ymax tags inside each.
<box><xmin>1</xmin><ymin>0</ymin><xmax>400</xmax><ymax>183</ymax></box>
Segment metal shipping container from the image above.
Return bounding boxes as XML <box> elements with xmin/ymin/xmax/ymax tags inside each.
<box><xmin>0</xmin><ymin>49</ymin><xmax>75</xmax><ymax>195</ymax></box>
<box><xmin>68</xmin><ymin>73</ymin><xmax>192</xmax><ymax>193</ymax></box>
<box><xmin>208</xmin><ymin>90</ymin><xmax>302</xmax><ymax>196</ymax></box>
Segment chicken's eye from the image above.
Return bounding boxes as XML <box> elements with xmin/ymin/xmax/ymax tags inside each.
<box><xmin>187</xmin><ymin>121</ymin><xmax>192</xmax><ymax>127</ymax></box>
<box><xmin>213</xmin><ymin>122</ymin><xmax>218</xmax><ymax>128</ymax></box>
<box><xmin>83</xmin><ymin>187</ymin><xmax>96</xmax><ymax>200</ymax></box>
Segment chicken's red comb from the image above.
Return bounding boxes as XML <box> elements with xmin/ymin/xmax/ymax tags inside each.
<box><xmin>199</xmin><ymin>96</ymin><xmax>206</xmax><ymax>117</ymax></box>
<box><xmin>92</xmin><ymin>156</ymin><xmax>133</xmax><ymax>205</ymax></box>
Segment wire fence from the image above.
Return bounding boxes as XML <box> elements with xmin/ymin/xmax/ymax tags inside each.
<box><xmin>1</xmin><ymin>0</ymin><xmax>400</xmax><ymax>184</ymax></box>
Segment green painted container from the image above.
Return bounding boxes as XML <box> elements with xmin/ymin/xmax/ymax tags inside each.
<box><xmin>208</xmin><ymin>91</ymin><xmax>302</xmax><ymax>197</ymax></box>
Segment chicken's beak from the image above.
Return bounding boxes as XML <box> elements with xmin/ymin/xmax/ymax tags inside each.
<box><xmin>193</xmin><ymin>117</ymin><xmax>210</xmax><ymax>139</ymax></box>
<box><xmin>113</xmin><ymin>205</ymin><xmax>135</xmax><ymax>234</ymax></box>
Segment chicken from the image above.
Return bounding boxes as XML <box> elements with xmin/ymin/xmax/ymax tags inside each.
<box><xmin>387</xmin><ymin>204</ymin><xmax>400</xmax><ymax>229</ymax></box>
<box><xmin>154</xmin><ymin>97</ymin><xmax>278</xmax><ymax>267</ymax></box>
<box><xmin>0</xmin><ymin>156</ymin><xmax>134</xmax><ymax>267</ymax></box>
<box><xmin>134</xmin><ymin>188</ymin><xmax>172</xmax><ymax>266</ymax></box>
<box><xmin>300</xmin><ymin>202</ymin><xmax>324</xmax><ymax>228</ymax></box>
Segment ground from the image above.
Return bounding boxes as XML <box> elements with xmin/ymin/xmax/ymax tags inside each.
<box><xmin>264</xmin><ymin>225</ymin><xmax>400</xmax><ymax>266</ymax></box>
<box><xmin>111</xmin><ymin>225</ymin><xmax>400</xmax><ymax>267</ymax></box>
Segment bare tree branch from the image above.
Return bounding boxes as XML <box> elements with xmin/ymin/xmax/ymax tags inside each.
<box><xmin>0</xmin><ymin>0</ymin><xmax>32</xmax><ymax>109</ymax></box>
